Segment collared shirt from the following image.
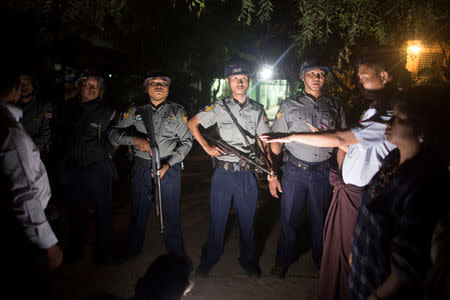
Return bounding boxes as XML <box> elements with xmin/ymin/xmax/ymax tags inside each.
<box><xmin>272</xmin><ymin>92</ymin><xmax>346</xmax><ymax>163</ymax></box>
<box><xmin>341</xmin><ymin>108</ymin><xmax>396</xmax><ymax>186</ymax></box>
<box><xmin>109</xmin><ymin>101</ymin><xmax>192</xmax><ymax>166</ymax></box>
<box><xmin>0</xmin><ymin>103</ymin><xmax>57</xmax><ymax>249</ymax></box>
<box><xmin>196</xmin><ymin>96</ymin><xmax>271</xmax><ymax>163</ymax></box>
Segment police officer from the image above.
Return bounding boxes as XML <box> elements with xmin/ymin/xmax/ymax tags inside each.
<box><xmin>108</xmin><ymin>74</ymin><xmax>193</xmax><ymax>261</ymax></box>
<box><xmin>268</xmin><ymin>58</ymin><xmax>346</xmax><ymax>276</ymax></box>
<box><xmin>188</xmin><ymin>60</ymin><xmax>270</xmax><ymax>277</ymax></box>
<box><xmin>19</xmin><ymin>72</ymin><xmax>53</xmax><ymax>155</ymax></box>
<box><xmin>59</xmin><ymin>72</ymin><xmax>116</xmax><ymax>264</ymax></box>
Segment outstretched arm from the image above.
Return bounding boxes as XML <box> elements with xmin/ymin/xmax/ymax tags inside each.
<box><xmin>260</xmin><ymin>129</ymin><xmax>358</xmax><ymax>148</ymax></box>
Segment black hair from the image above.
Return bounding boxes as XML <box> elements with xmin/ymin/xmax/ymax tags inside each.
<box><xmin>134</xmin><ymin>254</ymin><xmax>191</xmax><ymax>300</ymax></box>
<box><xmin>0</xmin><ymin>66</ymin><xmax>20</xmax><ymax>99</ymax></box>
<box><xmin>355</xmin><ymin>49</ymin><xmax>411</xmax><ymax>90</ymax></box>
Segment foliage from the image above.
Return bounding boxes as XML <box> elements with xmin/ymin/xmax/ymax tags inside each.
<box><xmin>11</xmin><ymin>0</ymin><xmax>128</xmax><ymax>45</ymax></box>
<box><xmin>212</xmin><ymin>0</ymin><xmax>450</xmax><ymax>63</ymax></box>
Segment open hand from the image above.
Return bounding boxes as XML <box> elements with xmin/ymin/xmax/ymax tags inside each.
<box><xmin>45</xmin><ymin>244</ymin><xmax>63</xmax><ymax>271</ymax></box>
<box><xmin>268</xmin><ymin>176</ymin><xmax>283</xmax><ymax>198</ymax></box>
<box><xmin>259</xmin><ymin>132</ymin><xmax>294</xmax><ymax>143</ymax></box>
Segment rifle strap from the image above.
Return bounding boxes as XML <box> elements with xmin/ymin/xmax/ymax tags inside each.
<box><xmin>223</xmin><ymin>99</ymin><xmax>269</xmax><ymax>160</ymax></box>
<box><xmin>222</xmin><ymin>99</ymin><xmax>252</xmax><ymax>147</ymax></box>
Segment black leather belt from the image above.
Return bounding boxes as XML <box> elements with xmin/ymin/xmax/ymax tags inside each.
<box><xmin>286</xmin><ymin>153</ymin><xmax>330</xmax><ymax>171</ymax></box>
<box><xmin>213</xmin><ymin>159</ymin><xmax>254</xmax><ymax>172</ymax></box>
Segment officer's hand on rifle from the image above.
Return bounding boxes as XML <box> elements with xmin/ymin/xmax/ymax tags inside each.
<box><xmin>133</xmin><ymin>137</ymin><xmax>152</xmax><ymax>156</ymax></box>
<box><xmin>152</xmin><ymin>163</ymin><xmax>170</xmax><ymax>179</ymax></box>
<box><xmin>205</xmin><ymin>145</ymin><xmax>226</xmax><ymax>157</ymax></box>
<box><xmin>267</xmin><ymin>171</ymin><xmax>282</xmax><ymax>198</ymax></box>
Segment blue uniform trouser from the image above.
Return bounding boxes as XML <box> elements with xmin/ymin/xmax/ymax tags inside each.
<box><xmin>200</xmin><ymin>168</ymin><xmax>258</xmax><ymax>270</ymax></box>
<box><xmin>275</xmin><ymin>162</ymin><xmax>333</xmax><ymax>268</ymax></box>
<box><xmin>126</xmin><ymin>160</ymin><xmax>185</xmax><ymax>258</ymax></box>
<box><xmin>65</xmin><ymin>159</ymin><xmax>114</xmax><ymax>258</ymax></box>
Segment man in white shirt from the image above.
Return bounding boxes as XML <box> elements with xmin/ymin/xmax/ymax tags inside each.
<box><xmin>1</xmin><ymin>69</ymin><xmax>62</xmax><ymax>298</ymax></box>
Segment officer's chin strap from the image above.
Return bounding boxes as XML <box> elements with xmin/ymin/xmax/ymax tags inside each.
<box><xmin>303</xmin><ymin>76</ymin><xmax>315</xmax><ymax>92</ymax></box>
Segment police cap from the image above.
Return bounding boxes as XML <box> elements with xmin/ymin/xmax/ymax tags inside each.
<box><xmin>143</xmin><ymin>71</ymin><xmax>171</xmax><ymax>89</ymax></box>
<box><xmin>75</xmin><ymin>71</ymin><xmax>104</xmax><ymax>88</ymax></box>
<box><xmin>224</xmin><ymin>60</ymin><xmax>251</xmax><ymax>78</ymax></box>
<box><xmin>299</xmin><ymin>58</ymin><xmax>329</xmax><ymax>78</ymax></box>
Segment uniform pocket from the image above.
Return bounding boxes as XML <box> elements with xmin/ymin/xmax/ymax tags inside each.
<box><xmin>217</xmin><ymin>122</ymin><xmax>234</xmax><ymax>141</ymax></box>
<box><xmin>160</xmin><ymin>118</ymin><xmax>176</xmax><ymax>137</ymax></box>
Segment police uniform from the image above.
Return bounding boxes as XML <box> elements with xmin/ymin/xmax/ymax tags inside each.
<box><xmin>20</xmin><ymin>96</ymin><xmax>53</xmax><ymax>154</ymax></box>
<box><xmin>272</xmin><ymin>91</ymin><xmax>346</xmax><ymax>268</ymax></box>
<box><xmin>108</xmin><ymin>101</ymin><xmax>192</xmax><ymax>258</ymax></box>
<box><xmin>195</xmin><ymin>96</ymin><xmax>270</xmax><ymax>274</ymax></box>
<box><xmin>60</xmin><ymin>97</ymin><xmax>116</xmax><ymax>262</ymax></box>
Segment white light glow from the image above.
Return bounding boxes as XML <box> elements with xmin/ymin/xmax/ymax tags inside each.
<box><xmin>407</xmin><ymin>45</ymin><xmax>421</xmax><ymax>55</ymax></box>
<box><xmin>259</xmin><ymin>66</ymin><xmax>274</xmax><ymax>80</ymax></box>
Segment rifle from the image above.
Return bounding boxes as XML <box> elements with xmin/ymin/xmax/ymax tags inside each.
<box><xmin>138</xmin><ymin>106</ymin><xmax>164</xmax><ymax>234</ymax></box>
<box><xmin>203</xmin><ymin>134</ymin><xmax>272</xmax><ymax>176</ymax></box>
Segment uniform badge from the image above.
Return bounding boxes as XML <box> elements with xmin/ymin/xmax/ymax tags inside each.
<box><xmin>134</xmin><ymin>113</ymin><xmax>143</xmax><ymax>121</ymax></box>
<box><xmin>263</xmin><ymin>113</ymin><xmax>269</xmax><ymax>124</ymax></box>
<box><xmin>275</xmin><ymin>108</ymin><xmax>282</xmax><ymax>120</ymax></box>
<box><xmin>181</xmin><ymin>111</ymin><xmax>189</xmax><ymax>123</ymax></box>
<box><xmin>45</xmin><ymin>111</ymin><xmax>53</xmax><ymax>119</ymax></box>
<box><xmin>201</xmin><ymin>103</ymin><xmax>214</xmax><ymax>112</ymax></box>
<box><xmin>120</xmin><ymin>111</ymin><xmax>129</xmax><ymax>120</ymax></box>
<box><xmin>167</xmin><ymin>115</ymin><xmax>175</xmax><ymax>119</ymax></box>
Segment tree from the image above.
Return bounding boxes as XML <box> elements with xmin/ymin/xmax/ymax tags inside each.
<box><xmin>189</xmin><ymin>0</ymin><xmax>449</xmax><ymax>64</ymax></box>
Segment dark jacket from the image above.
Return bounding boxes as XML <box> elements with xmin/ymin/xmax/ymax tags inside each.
<box><xmin>20</xmin><ymin>97</ymin><xmax>53</xmax><ymax>153</ymax></box>
<box><xmin>59</xmin><ymin>97</ymin><xmax>116</xmax><ymax>167</ymax></box>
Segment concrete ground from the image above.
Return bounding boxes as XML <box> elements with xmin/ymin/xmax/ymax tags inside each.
<box><xmin>51</xmin><ymin>147</ymin><xmax>319</xmax><ymax>299</ymax></box>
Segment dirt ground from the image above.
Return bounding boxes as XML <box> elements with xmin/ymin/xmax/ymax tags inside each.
<box><xmin>51</xmin><ymin>147</ymin><xmax>319</xmax><ymax>300</ymax></box>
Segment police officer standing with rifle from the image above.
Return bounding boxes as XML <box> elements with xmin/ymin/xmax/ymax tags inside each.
<box><xmin>188</xmin><ymin>60</ymin><xmax>271</xmax><ymax>277</ymax></box>
<box><xmin>109</xmin><ymin>73</ymin><xmax>193</xmax><ymax>263</ymax></box>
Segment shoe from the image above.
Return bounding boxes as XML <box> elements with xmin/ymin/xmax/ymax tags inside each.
<box><xmin>243</xmin><ymin>263</ymin><xmax>261</xmax><ymax>278</ymax></box>
<box><xmin>270</xmin><ymin>264</ymin><xmax>288</xmax><ymax>278</ymax></box>
<box><xmin>195</xmin><ymin>264</ymin><xmax>211</xmax><ymax>277</ymax></box>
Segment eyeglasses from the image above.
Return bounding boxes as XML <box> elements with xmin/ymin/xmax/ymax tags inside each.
<box><xmin>149</xmin><ymin>81</ymin><xmax>169</xmax><ymax>87</ymax></box>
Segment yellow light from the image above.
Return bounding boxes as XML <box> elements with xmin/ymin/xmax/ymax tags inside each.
<box><xmin>407</xmin><ymin>45</ymin><xmax>421</xmax><ymax>55</ymax></box>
